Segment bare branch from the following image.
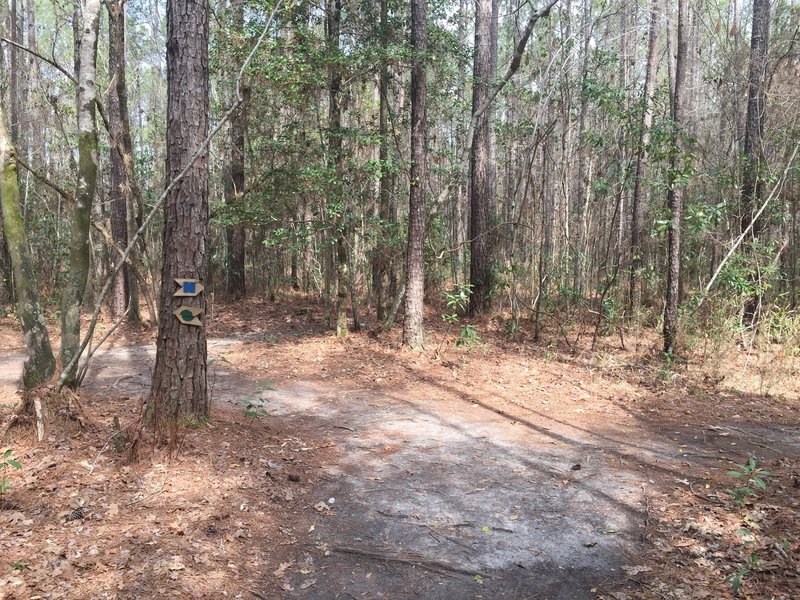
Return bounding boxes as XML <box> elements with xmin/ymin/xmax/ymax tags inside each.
<box><xmin>15</xmin><ymin>156</ymin><xmax>74</xmax><ymax>201</ymax></box>
<box><xmin>0</xmin><ymin>37</ymin><xmax>77</xmax><ymax>83</ymax></box>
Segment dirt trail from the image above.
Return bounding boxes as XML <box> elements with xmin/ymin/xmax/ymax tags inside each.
<box><xmin>2</xmin><ymin>337</ymin><xmax>798</xmax><ymax>599</ymax></box>
<box><xmin>257</xmin><ymin>380</ymin><xmax>646</xmax><ymax>599</ymax></box>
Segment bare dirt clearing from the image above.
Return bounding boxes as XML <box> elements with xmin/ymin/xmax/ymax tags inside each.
<box><xmin>0</xmin><ymin>299</ymin><xmax>798</xmax><ymax>599</ymax></box>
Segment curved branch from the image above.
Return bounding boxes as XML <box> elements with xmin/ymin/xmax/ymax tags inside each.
<box><xmin>0</xmin><ymin>37</ymin><xmax>77</xmax><ymax>84</ymax></box>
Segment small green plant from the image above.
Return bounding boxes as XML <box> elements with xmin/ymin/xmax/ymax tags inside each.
<box><xmin>725</xmin><ymin>486</ymin><xmax>756</xmax><ymax>507</ymax></box>
<box><xmin>441</xmin><ymin>284</ymin><xmax>482</xmax><ymax>349</ymax></box>
<box><xmin>240</xmin><ymin>381</ymin><xmax>275</xmax><ymax>422</ymax></box>
<box><xmin>1</xmin><ymin>448</ymin><xmax>22</xmax><ymax>494</ymax></box>
<box><xmin>456</xmin><ymin>324</ymin><xmax>482</xmax><ymax>347</ymax></box>
<box><xmin>600</xmin><ymin>296</ymin><xmax>622</xmax><ymax>336</ymax></box>
<box><xmin>724</xmin><ymin>552</ymin><xmax>759</xmax><ymax>594</ymax></box>
<box><xmin>725</xmin><ymin>457</ymin><xmax>774</xmax><ymax>506</ymax></box>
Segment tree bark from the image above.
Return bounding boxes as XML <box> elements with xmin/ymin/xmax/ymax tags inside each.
<box><xmin>629</xmin><ymin>0</ymin><xmax>660</xmax><ymax>314</ymax></box>
<box><xmin>373</xmin><ymin>0</ymin><xmax>391</xmax><ymax>323</ymax></box>
<box><xmin>663</xmin><ymin>0</ymin><xmax>689</xmax><ymax>355</ymax></box>
<box><xmin>60</xmin><ymin>0</ymin><xmax>101</xmax><ymax>387</ymax></box>
<box><xmin>468</xmin><ymin>0</ymin><xmax>498</xmax><ymax>316</ymax></box>
<box><xmin>150</xmin><ymin>0</ymin><xmax>210</xmax><ymax>426</ymax></box>
<box><xmin>741</xmin><ymin>0</ymin><xmax>770</xmax><ymax>325</ymax></box>
<box><xmin>108</xmin><ymin>0</ymin><xmax>133</xmax><ymax>321</ymax></box>
<box><xmin>225</xmin><ymin>0</ymin><xmax>246</xmax><ymax>300</ymax></box>
<box><xmin>9</xmin><ymin>0</ymin><xmax>19</xmax><ymax>146</ymax></box>
<box><xmin>0</xmin><ymin>101</ymin><xmax>56</xmax><ymax>389</ymax></box>
<box><xmin>403</xmin><ymin>0</ymin><xmax>427</xmax><ymax>349</ymax></box>
<box><xmin>327</xmin><ymin>0</ymin><xmax>349</xmax><ymax>337</ymax></box>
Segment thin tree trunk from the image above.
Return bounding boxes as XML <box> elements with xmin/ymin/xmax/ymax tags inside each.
<box><xmin>108</xmin><ymin>0</ymin><xmax>132</xmax><ymax>320</ymax></box>
<box><xmin>469</xmin><ymin>0</ymin><xmax>498</xmax><ymax>316</ymax></box>
<box><xmin>326</xmin><ymin>0</ymin><xmax>349</xmax><ymax>337</ymax></box>
<box><xmin>0</xmin><ymin>102</ymin><xmax>56</xmax><ymax>389</ymax></box>
<box><xmin>629</xmin><ymin>0</ymin><xmax>660</xmax><ymax>315</ymax></box>
<box><xmin>60</xmin><ymin>0</ymin><xmax>101</xmax><ymax>387</ymax></box>
<box><xmin>663</xmin><ymin>0</ymin><xmax>689</xmax><ymax>355</ymax></box>
<box><xmin>741</xmin><ymin>0</ymin><xmax>770</xmax><ymax>326</ymax></box>
<box><xmin>403</xmin><ymin>0</ymin><xmax>427</xmax><ymax>349</ymax></box>
<box><xmin>225</xmin><ymin>0</ymin><xmax>246</xmax><ymax>299</ymax></box>
<box><xmin>571</xmin><ymin>0</ymin><xmax>591</xmax><ymax>300</ymax></box>
<box><xmin>107</xmin><ymin>21</ymin><xmax>151</xmax><ymax>326</ymax></box>
<box><xmin>150</xmin><ymin>0</ymin><xmax>210</xmax><ymax>427</ymax></box>
<box><xmin>373</xmin><ymin>0</ymin><xmax>391</xmax><ymax>323</ymax></box>
<box><xmin>9</xmin><ymin>0</ymin><xmax>19</xmax><ymax>146</ymax></box>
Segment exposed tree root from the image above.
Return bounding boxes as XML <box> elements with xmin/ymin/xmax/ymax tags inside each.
<box><xmin>2</xmin><ymin>386</ymin><xmax>90</xmax><ymax>442</ymax></box>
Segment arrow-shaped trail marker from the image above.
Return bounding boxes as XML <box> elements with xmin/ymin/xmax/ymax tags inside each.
<box><xmin>174</xmin><ymin>306</ymin><xmax>203</xmax><ymax>326</ymax></box>
<box><xmin>174</xmin><ymin>278</ymin><xmax>204</xmax><ymax>297</ymax></box>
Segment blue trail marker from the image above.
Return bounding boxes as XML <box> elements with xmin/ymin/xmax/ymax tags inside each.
<box><xmin>174</xmin><ymin>278</ymin><xmax>204</xmax><ymax>297</ymax></box>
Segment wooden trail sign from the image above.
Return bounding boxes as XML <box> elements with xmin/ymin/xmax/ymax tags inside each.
<box><xmin>174</xmin><ymin>306</ymin><xmax>203</xmax><ymax>326</ymax></box>
<box><xmin>174</xmin><ymin>278</ymin><xmax>204</xmax><ymax>297</ymax></box>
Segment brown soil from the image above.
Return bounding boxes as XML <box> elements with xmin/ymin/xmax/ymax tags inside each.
<box><xmin>0</xmin><ymin>297</ymin><xmax>798</xmax><ymax>599</ymax></box>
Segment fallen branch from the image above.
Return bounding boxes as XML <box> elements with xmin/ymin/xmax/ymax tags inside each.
<box><xmin>332</xmin><ymin>545</ymin><xmax>484</xmax><ymax>577</ymax></box>
<box><xmin>33</xmin><ymin>398</ymin><xmax>45</xmax><ymax>442</ymax></box>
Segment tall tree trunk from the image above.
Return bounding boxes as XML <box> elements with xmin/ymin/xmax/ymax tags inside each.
<box><xmin>60</xmin><ymin>0</ymin><xmax>101</xmax><ymax>387</ymax></box>
<box><xmin>225</xmin><ymin>0</ymin><xmax>246</xmax><ymax>299</ymax></box>
<box><xmin>105</xmin><ymin>7</ymin><xmax>152</xmax><ymax>325</ymax></box>
<box><xmin>629</xmin><ymin>0</ymin><xmax>660</xmax><ymax>315</ymax></box>
<box><xmin>0</xmin><ymin>101</ymin><xmax>55</xmax><ymax>389</ymax></box>
<box><xmin>403</xmin><ymin>0</ymin><xmax>427</xmax><ymax>349</ymax></box>
<box><xmin>534</xmin><ymin>133</ymin><xmax>553</xmax><ymax>342</ymax></box>
<box><xmin>741</xmin><ymin>0</ymin><xmax>770</xmax><ymax>326</ymax></box>
<box><xmin>571</xmin><ymin>0</ymin><xmax>592</xmax><ymax>300</ymax></box>
<box><xmin>663</xmin><ymin>0</ymin><xmax>689</xmax><ymax>354</ymax></box>
<box><xmin>150</xmin><ymin>0</ymin><xmax>210</xmax><ymax>426</ymax></box>
<box><xmin>373</xmin><ymin>0</ymin><xmax>391</xmax><ymax>323</ymax></box>
<box><xmin>327</xmin><ymin>0</ymin><xmax>349</xmax><ymax>337</ymax></box>
<box><xmin>468</xmin><ymin>0</ymin><xmax>498</xmax><ymax>315</ymax></box>
<box><xmin>108</xmin><ymin>0</ymin><xmax>133</xmax><ymax>321</ymax></box>
<box><xmin>9</xmin><ymin>0</ymin><xmax>19</xmax><ymax>146</ymax></box>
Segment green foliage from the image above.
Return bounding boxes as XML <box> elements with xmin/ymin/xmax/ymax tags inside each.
<box><xmin>725</xmin><ymin>457</ymin><xmax>774</xmax><ymax>507</ymax></box>
<box><xmin>724</xmin><ymin>552</ymin><xmax>760</xmax><ymax>595</ymax></box>
<box><xmin>721</xmin><ymin>459</ymin><xmax>775</xmax><ymax>594</ymax></box>
<box><xmin>239</xmin><ymin>381</ymin><xmax>275</xmax><ymax>423</ymax></box>
<box><xmin>455</xmin><ymin>324</ymin><xmax>482</xmax><ymax>348</ymax></box>
<box><xmin>0</xmin><ymin>448</ymin><xmax>22</xmax><ymax>495</ymax></box>
<box><xmin>600</xmin><ymin>296</ymin><xmax>623</xmax><ymax>336</ymax></box>
<box><xmin>441</xmin><ymin>284</ymin><xmax>482</xmax><ymax>348</ymax></box>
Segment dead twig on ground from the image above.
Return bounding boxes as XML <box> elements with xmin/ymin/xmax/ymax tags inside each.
<box><xmin>332</xmin><ymin>545</ymin><xmax>484</xmax><ymax>577</ymax></box>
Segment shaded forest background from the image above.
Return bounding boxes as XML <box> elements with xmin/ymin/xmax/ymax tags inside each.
<box><xmin>1</xmin><ymin>0</ymin><xmax>799</xmax><ymax>357</ymax></box>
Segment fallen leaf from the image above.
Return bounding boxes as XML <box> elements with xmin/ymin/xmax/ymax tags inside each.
<box><xmin>273</xmin><ymin>562</ymin><xmax>293</xmax><ymax>578</ymax></box>
<box><xmin>621</xmin><ymin>565</ymin><xmax>651</xmax><ymax>576</ymax></box>
<box><xmin>300</xmin><ymin>578</ymin><xmax>317</xmax><ymax>589</ymax></box>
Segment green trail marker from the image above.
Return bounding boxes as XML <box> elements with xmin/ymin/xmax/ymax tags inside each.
<box><xmin>174</xmin><ymin>306</ymin><xmax>203</xmax><ymax>326</ymax></box>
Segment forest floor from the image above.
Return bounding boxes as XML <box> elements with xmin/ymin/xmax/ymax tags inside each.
<box><xmin>0</xmin><ymin>296</ymin><xmax>798</xmax><ymax>600</ymax></box>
